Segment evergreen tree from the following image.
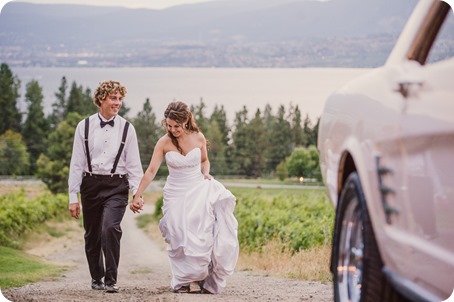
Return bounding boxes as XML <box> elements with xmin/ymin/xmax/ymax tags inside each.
<box><xmin>210</xmin><ymin>105</ymin><xmax>230</xmax><ymax>146</ymax></box>
<box><xmin>205</xmin><ymin>119</ymin><xmax>227</xmax><ymax>175</ymax></box>
<box><xmin>0</xmin><ymin>63</ymin><xmax>21</xmax><ymax>134</ymax></box>
<box><xmin>290</xmin><ymin>104</ymin><xmax>304</xmax><ymax>147</ymax></box>
<box><xmin>0</xmin><ymin>130</ymin><xmax>30</xmax><ymax>175</ymax></box>
<box><xmin>244</xmin><ymin>109</ymin><xmax>267</xmax><ymax>177</ymax></box>
<box><xmin>132</xmin><ymin>98</ymin><xmax>162</xmax><ymax>171</ymax></box>
<box><xmin>263</xmin><ymin>103</ymin><xmax>274</xmax><ymax>130</ymax></box>
<box><xmin>266</xmin><ymin>105</ymin><xmax>293</xmax><ymax>172</ymax></box>
<box><xmin>303</xmin><ymin>114</ymin><xmax>313</xmax><ymax>147</ymax></box>
<box><xmin>36</xmin><ymin>112</ymin><xmax>82</xmax><ymax>193</ymax></box>
<box><xmin>210</xmin><ymin>105</ymin><xmax>231</xmax><ymax>175</ymax></box>
<box><xmin>49</xmin><ymin>76</ymin><xmax>68</xmax><ymax>128</ymax></box>
<box><xmin>191</xmin><ymin>98</ymin><xmax>209</xmax><ymax>133</ymax></box>
<box><xmin>230</xmin><ymin>106</ymin><xmax>250</xmax><ymax>175</ymax></box>
<box><xmin>312</xmin><ymin>117</ymin><xmax>320</xmax><ymax>147</ymax></box>
<box><xmin>119</xmin><ymin>97</ymin><xmax>131</xmax><ymax>118</ymax></box>
<box><xmin>22</xmin><ymin>80</ymin><xmax>50</xmax><ymax>174</ymax></box>
<box><xmin>65</xmin><ymin>81</ymin><xmax>96</xmax><ymax>117</ymax></box>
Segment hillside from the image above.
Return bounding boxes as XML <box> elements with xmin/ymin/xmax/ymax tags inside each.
<box><xmin>1</xmin><ymin>0</ymin><xmax>451</xmax><ymax>67</ymax></box>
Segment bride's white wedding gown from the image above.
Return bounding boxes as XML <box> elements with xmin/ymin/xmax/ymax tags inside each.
<box><xmin>159</xmin><ymin>148</ymin><xmax>239</xmax><ymax>293</ymax></box>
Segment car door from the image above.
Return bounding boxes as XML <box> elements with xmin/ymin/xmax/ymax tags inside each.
<box><xmin>394</xmin><ymin>4</ymin><xmax>454</xmax><ymax>297</ymax></box>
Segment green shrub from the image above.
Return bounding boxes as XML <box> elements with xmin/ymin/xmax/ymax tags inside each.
<box><xmin>145</xmin><ymin>188</ymin><xmax>333</xmax><ymax>254</ymax></box>
<box><xmin>153</xmin><ymin>195</ymin><xmax>164</xmax><ymax>220</ymax></box>
<box><xmin>234</xmin><ymin>189</ymin><xmax>334</xmax><ymax>253</ymax></box>
<box><xmin>0</xmin><ymin>190</ymin><xmax>67</xmax><ymax>248</ymax></box>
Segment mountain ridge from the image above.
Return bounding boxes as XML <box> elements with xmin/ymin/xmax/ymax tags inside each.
<box><xmin>2</xmin><ymin>0</ymin><xmax>451</xmax><ymax>68</ymax></box>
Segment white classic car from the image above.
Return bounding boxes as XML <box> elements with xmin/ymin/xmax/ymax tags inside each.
<box><xmin>317</xmin><ymin>0</ymin><xmax>453</xmax><ymax>301</ymax></box>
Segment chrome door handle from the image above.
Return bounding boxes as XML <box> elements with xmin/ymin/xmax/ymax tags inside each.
<box><xmin>396</xmin><ymin>80</ymin><xmax>423</xmax><ymax>98</ymax></box>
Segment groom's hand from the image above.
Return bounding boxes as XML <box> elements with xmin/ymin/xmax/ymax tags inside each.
<box><xmin>129</xmin><ymin>196</ymin><xmax>144</xmax><ymax>213</ymax></box>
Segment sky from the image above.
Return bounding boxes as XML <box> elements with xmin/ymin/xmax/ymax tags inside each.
<box><xmin>0</xmin><ymin>0</ymin><xmax>217</xmax><ymax>11</ymax></box>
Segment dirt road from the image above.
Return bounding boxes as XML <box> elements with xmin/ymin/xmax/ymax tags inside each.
<box><xmin>3</xmin><ymin>207</ymin><xmax>333</xmax><ymax>302</ymax></box>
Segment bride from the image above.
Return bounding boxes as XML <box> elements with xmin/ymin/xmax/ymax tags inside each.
<box><xmin>130</xmin><ymin>101</ymin><xmax>239</xmax><ymax>294</ymax></box>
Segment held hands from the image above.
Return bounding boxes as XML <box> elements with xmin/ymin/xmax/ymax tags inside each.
<box><xmin>130</xmin><ymin>195</ymin><xmax>144</xmax><ymax>214</ymax></box>
<box><xmin>69</xmin><ymin>203</ymin><xmax>80</xmax><ymax>219</ymax></box>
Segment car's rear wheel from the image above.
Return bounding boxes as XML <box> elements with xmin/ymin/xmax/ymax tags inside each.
<box><xmin>332</xmin><ymin>172</ymin><xmax>405</xmax><ymax>302</ymax></box>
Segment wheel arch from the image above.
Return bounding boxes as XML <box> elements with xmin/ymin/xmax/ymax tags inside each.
<box><xmin>337</xmin><ymin>151</ymin><xmax>357</xmax><ymax>200</ymax></box>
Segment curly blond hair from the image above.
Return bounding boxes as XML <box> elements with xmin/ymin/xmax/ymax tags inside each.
<box><xmin>93</xmin><ymin>80</ymin><xmax>127</xmax><ymax>108</ymax></box>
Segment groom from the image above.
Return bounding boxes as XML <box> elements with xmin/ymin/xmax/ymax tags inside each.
<box><xmin>68</xmin><ymin>80</ymin><xmax>143</xmax><ymax>293</ymax></box>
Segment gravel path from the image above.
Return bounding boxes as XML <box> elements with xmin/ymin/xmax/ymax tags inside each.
<box><xmin>3</xmin><ymin>207</ymin><xmax>333</xmax><ymax>302</ymax></box>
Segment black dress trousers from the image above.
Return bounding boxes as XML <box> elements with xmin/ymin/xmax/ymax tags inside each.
<box><xmin>80</xmin><ymin>174</ymin><xmax>129</xmax><ymax>286</ymax></box>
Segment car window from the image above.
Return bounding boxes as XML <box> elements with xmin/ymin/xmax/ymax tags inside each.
<box><xmin>426</xmin><ymin>7</ymin><xmax>454</xmax><ymax>64</ymax></box>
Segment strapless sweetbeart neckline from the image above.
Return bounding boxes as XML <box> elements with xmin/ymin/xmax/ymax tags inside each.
<box><xmin>165</xmin><ymin>147</ymin><xmax>200</xmax><ymax>157</ymax></box>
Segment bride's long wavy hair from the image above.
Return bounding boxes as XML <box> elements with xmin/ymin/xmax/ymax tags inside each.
<box><xmin>162</xmin><ymin>101</ymin><xmax>200</xmax><ymax>154</ymax></box>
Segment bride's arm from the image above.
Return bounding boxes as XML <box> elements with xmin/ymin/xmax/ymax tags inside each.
<box><xmin>130</xmin><ymin>137</ymin><xmax>166</xmax><ymax>212</ymax></box>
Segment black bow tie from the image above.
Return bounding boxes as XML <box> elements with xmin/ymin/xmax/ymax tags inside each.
<box><xmin>99</xmin><ymin>114</ymin><xmax>115</xmax><ymax>128</ymax></box>
<box><xmin>100</xmin><ymin>120</ymin><xmax>114</xmax><ymax>128</ymax></box>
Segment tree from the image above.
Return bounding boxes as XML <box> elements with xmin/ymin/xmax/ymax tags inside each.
<box><xmin>302</xmin><ymin>114</ymin><xmax>319</xmax><ymax>147</ymax></box>
<box><xmin>205</xmin><ymin>119</ymin><xmax>227</xmax><ymax>175</ymax></box>
<box><xmin>36</xmin><ymin>112</ymin><xmax>82</xmax><ymax>193</ymax></box>
<box><xmin>119</xmin><ymin>98</ymin><xmax>131</xmax><ymax>118</ymax></box>
<box><xmin>0</xmin><ymin>63</ymin><xmax>21</xmax><ymax>134</ymax></box>
<box><xmin>312</xmin><ymin>117</ymin><xmax>320</xmax><ymax>147</ymax></box>
<box><xmin>290</xmin><ymin>104</ymin><xmax>304</xmax><ymax>147</ymax></box>
<box><xmin>230</xmin><ymin>106</ymin><xmax>251</xmax><ymax>176</ymax></box>
<box><xmin>276</xmin><ymin>160</ymin><xmax>288</xmax><ymax>181</ymax></box>
<box><xmin>0</xmin><ymin>130</ymin><xmax>30</xmax><ymax>175</ymax></box>
<box><xmin>262</xmin><ymin>103</ymin><xmax>274</xmax><ymax>130</ymax></box>
<box><xmin>132</xmin><ymin>98</ymin><xmax>162</xmax><ymax>171</ymax></box>
<box><xmin>191</xmin><ymin>98</ymin><xmax>209</xmax><ymax>133</ymax></box>
<box><xmin>244</xmin><ymin>109</ymin><xmax>267</xmax><ymax>177</ymax></box>
<box><xmin>65</xmin><ymin>81</ymin><xmax>96</xmax><ymax>117</ymax></box>
<box><xmin>286</xmin><ymin>145</ymin><xmax>321</xmax><ymax>181</ymax></box>
<box><xmin>49</xmin><ymin>76</ymin><xmax>68</xmax><ymax>128</ymax></box>
<box><xmin>22</xmin><ymin>80</ymin><xmax>50</xmax><ymax>173</ymax></box>
<box><xmin>265</xmin><ymin>105</ymin><xmax>293</xmax><ymax>173</ymax></box>
<box><xmin>210</xmin><ymin>105</ymin><xmax>230</xmax><ymax>146</ymax></box>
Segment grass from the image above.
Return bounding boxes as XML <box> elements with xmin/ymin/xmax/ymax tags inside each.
<box><xmin>220</xmin><ymin>177</ymin><xmax>324</xmax><ymax>186</ymax></box>
<box><xmin>0</xmin><ymin>246</ymin><xmax>67</xmax><ymax>289</ymax></box>
<box><xmin>231</xmin><ymin>187</ymin><xmax>333</xmax><ymax>281</ymax></box>
<box><xmin>229</xmin><ymin>186</ymin><xmax>326</xmax><ymax>198</ymax></box>
<box><xmin>0</xmin><ymin>182</ymin><xmax>72</xmax><ymax>289</ymax></box>
<box><xmin>0</xmin><ymin>180</ymin><xmax>333</xmax><ymax>289</ymax></box>
<box><xmin>237</xmin><ymin>240</ymin><xmax>332</xmax><ymax>282</ymax></box>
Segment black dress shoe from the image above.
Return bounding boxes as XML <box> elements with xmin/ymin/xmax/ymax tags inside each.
<box><xmin>91</xmin><ymin>279</ymin><xmax>105</xmax><ymax>290</ymax></box>
<box><xmin>105</xmin><ymin>284</ymin><xmax>119</xmax><ymax>293</ymax></box>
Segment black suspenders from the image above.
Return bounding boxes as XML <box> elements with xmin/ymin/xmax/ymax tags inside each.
<box><xmin>84</xmin><ymin>118</ymin><xmax>93</xmax><ymax>173</ymax></box>
<box><xmin>111</xmin><ymin>122</ymin><xmax>129</xmax><ymax>175</ymax></box>
<box><xmin>84</xmin><ymin>117</ymin><xmax>130</xmax><ymax>176</ymax></box>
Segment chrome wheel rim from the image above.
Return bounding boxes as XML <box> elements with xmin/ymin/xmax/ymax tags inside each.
<box><xmin>336</xmin><ymin>196</ymin><xmax>364</xmax><ymax>302</ymax></box>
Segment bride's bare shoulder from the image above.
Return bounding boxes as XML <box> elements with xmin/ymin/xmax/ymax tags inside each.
<box><xmin>156</xmin><ymin>135</ymin><xmax>173</xmax><ymax>149</ymax></box>
<box><xmin>194</xmin><ymin>131</ymin><xmax>206</xmax><ymax>140</ymax></box>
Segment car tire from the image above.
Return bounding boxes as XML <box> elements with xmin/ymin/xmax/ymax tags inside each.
<box><xmin>332</xmin><ymin>172</ymin><xmax>406</xmax><ymax>302</ymax></box>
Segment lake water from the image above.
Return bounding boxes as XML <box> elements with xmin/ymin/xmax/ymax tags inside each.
<box><xmin>13</xmin><ymin>67</ymin><xmax>371</xmax><ymax>124</ymax></box>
